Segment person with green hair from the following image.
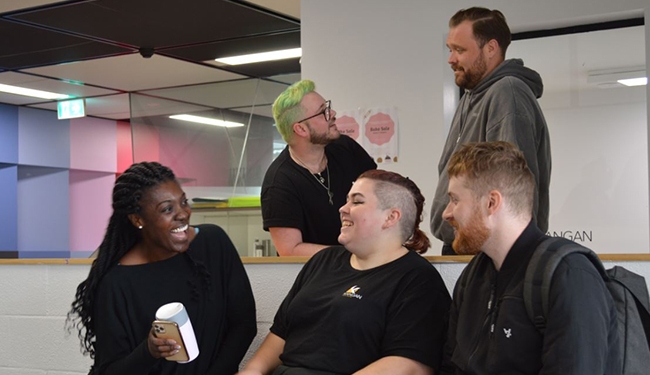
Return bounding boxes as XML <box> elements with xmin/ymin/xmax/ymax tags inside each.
<box><xmin>261</xmin><ymin>79</ymin><xmax>376</xmax><ymax>256</ymax></box>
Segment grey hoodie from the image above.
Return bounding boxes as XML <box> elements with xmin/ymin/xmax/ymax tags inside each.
<box><xmin>430</xmin><ymin>58</ymin><xmax>552</xmax><ymax>247</ymax></box>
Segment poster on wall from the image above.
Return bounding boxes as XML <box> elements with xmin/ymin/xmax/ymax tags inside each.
<box><xmin>338</xmin><ymin>107</ymin><xmax>399</xmax><ymax>164</ymax></box>
<box><xmin>336</xmin><ymin>109</ymin><xmax>363</xmax><ymax>142</ymax></box>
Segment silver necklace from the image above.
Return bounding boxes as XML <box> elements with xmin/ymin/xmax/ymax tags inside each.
<box><xmin>290</xmin><ymin>150</ymin><xmax>333</xmax><ymax>205</ymax></box>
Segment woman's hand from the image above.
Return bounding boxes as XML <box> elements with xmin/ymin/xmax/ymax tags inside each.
<box><xmin>147</xmin><ymin>327</ymin><xmax>181</xmax><ymax>359</ymax></box>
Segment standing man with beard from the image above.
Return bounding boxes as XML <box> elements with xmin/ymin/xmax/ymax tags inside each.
<box><xmin>262</xmin><ymin>80</ymin><xmax>376</xmax><ymax>256</ymax></box>
<box><xmin>431</xmin><ymin>7</ymin><xmax>551</xmax><ymax>255</ymax></box>
<box><xmin>440</xmin><ymin>142</ymin><xmax>619</xmax><ymax>375</ymax></box>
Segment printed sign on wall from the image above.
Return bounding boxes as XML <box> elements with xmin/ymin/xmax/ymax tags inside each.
<box><xmin>338</xmin><ymin>107</ymin><xmax>399</xmax><ymax>164</ymax></box>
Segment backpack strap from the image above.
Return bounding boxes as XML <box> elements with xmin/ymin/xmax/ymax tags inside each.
<box><xmin>524</xmin><ymin>236</ymin><xmax>606</xmax><ymax>333</ymax></box>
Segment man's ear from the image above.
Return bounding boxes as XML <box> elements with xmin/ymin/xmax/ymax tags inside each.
<box><xmin>128</xmin><ymin>213</ymin><xmax>143</xmax><ymax>229</ymax></box>
<box><xmin>292</xmin><ymin>122</ymin><xmax>308</xmax><ymax>138</ymax></box>
<box><xmin>382</xmin><ymin>208</ymin><xmax>402</xmax><ymax>230</ymax></box>
<box><xmin>486</xmin><ymin>190</ymin><xmax>503</xmax><ymax>215</ymax></box>
<box><xmin>485</xmin><ymin>39</ymin><xmax>500</xmax><ymax>59</ymax></box>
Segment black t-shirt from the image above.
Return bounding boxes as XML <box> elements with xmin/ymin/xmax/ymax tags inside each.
<box><xmin>93</xmin><ymin>224</ymin><xmax>257</xmax><ymax>375</ymax></box>
<box><xmin>261</xmin><ymin>135</ymin><xmax>376</xmax><ymax>246</ymax></box>
<box><xmin>271</xmin><ymin>246</ymin><xmax>451</xmax><ymax>374</ymax></box>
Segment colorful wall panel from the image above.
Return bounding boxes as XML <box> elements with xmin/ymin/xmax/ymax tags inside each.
<box><xmin>18</xmin><ymin>108</ymin><xmax>70</xmax><ymax>168</ymax></box>
<box><xmin>0</xmin><ymin>105</ymin><xmax>130</xmax><ymax>258</ymax></box>
<box><xmin>17</xmin><ymin>166</ymin><xmax>69</xmax><ymax>254</ymax></box>
<box><xmin>0</xmin><ymin>104</ymin><xmax>18</xmax><ymax>164</ymax></box>
<box><xmin>70</xmin><ymin>117</ymin><xmax>117</xmax><ymax>172</ymax></box>
<box><xmin>0</xmin><ymin>165</ymin><xmax>18</xmax><ymax>252</ymax></box>
<box><xmin>69</xmin><ymin>170</ymin><xmax>114</xmax><ymax>253</ymax></box>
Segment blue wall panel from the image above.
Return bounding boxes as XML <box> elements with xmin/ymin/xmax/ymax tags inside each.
<box><xmin>0</xmin><ymin>104</ymin><xmax>18</xmax><ymax>164</ymax></box>
<box><xmin>0</xmin><ymin>165</ymin><xmax>18</xmax><ymax>250</ymax></box>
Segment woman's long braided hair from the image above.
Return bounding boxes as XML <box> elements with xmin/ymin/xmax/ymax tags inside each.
<box><xmin>66</xmin><ymin>162</ymin><xmax>177</xmax><ymax>359</ymax></box>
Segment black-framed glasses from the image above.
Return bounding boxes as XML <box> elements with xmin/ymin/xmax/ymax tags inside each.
<box><xmin>297</xmin><ymin>100</ymin><xmax>331</xmax><ymax>123</ymax></box>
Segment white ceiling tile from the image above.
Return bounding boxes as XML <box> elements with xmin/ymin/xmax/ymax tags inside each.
<box><xmin>22</xmin><ymin>54</ymin><xmax>246</xmax><ymax>92</ymax></box>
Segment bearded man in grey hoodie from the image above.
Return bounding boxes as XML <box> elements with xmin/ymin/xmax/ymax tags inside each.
<box><xmin>431</xmin><ymin>7</ymin><xmax>551</xmax><ymax>255</ymax></box>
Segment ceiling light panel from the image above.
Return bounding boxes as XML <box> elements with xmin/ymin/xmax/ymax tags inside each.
<box><xmin>170</xmin><ymin>114</ymin><xmax>244</xmax><ymax>127</ymax></box>
<box><xmin>215</xmin><ymin>48</ymin><xmax>301</xmax><ymax>65</ymax></box>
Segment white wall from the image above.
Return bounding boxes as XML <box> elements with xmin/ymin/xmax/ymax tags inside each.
<box><xmin>301</xmin><ymin>0</ymin><xmax>650</xmax><ymax>254</ymax></box>
<box><xmin>1</xmin><ymin>260</ymin><xmax>648</xmax><ymax>374</ymax></box>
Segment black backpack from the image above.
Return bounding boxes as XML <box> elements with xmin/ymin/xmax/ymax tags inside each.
<box><xmin>524</xmin><ymin>236</ymin><xmax>650</xmax><ymax>375</ymax></box>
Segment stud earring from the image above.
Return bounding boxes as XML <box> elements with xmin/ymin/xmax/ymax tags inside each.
<box><xmin>138</xmin><ymin>225</ymin><xmax>143</xmax><ymax>229</ymax></box>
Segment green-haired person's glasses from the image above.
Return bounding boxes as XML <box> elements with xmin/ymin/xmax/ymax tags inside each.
<box><xmin>297</xmin><ymin>100</ymin><xmax>331</xmax><ymax>123</ymax></box>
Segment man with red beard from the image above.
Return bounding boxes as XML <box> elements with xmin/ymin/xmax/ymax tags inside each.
<box><xmin>439</xmin><ymin>142</ymin><xmax>620</xmax><ymax>375</ymax></box>
<box><xmin>431</xmin><ymin>7</ymin><xmax>551</xmax><ymax>255</ymax></box>
<box><xmin>262</xmin><ymin>80</ymin><xmax>376</xmax><ymax>256</ymax></box>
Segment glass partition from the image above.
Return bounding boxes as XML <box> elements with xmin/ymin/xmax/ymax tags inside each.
<box><xmin>508</xmin><ymin>24</ymin><xmax>647</xmax><ymax>253</ymax></box>
<box><xmin>130</xmin><ymin>75</ymin><xmax>299</xmax><ymax>256</ymax></box>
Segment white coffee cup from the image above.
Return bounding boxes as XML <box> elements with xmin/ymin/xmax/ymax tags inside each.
<box><xmin>155</xmin><ymin>302</ymin><xmax>200</xmax><ymax>363</ymax></box>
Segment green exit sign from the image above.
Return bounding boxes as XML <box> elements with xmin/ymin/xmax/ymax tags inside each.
<box><xmin>57</xmin><ymin>99</ymin><xmax>85</xmax><ymax>119</ymax></box>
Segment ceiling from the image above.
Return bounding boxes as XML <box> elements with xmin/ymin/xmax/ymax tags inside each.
<box><xmin>0</xmin><ymin>2</ymin><xmax>645</xmax><ymax>123</ymax></box>
<box><xmin>0</xmin><ymin>0</ymin><xmax>301</xmax><ymax>121</ymax></box>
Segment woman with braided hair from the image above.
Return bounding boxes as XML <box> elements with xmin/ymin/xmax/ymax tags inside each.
<box><xmin>239</xmin><ymin>170</ymin><xmax>451</xmax><ymax>375</ymax></box>
<box><xmin>67</xmin><ymin>161</ymin><xmax>256</xmax><ymax>375</ymax></box>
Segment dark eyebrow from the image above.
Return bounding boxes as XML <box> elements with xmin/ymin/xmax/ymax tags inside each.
<box><xmin>155</xmin><ymin>192</ymin><xmax>186</xmax><ymax>209</ymax></box>
<box><xmin>348</xmin><ymin>192</ymin><xmax>365</xmax><ymax>199</ymax></box>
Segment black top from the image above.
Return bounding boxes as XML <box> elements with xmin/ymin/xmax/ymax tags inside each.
<box><xmin>271</xmin><ymin>246</ymin><xmax>451</xmax><ymax>374</ymax></box>
<box><xmin>441</xmin><ymin>222</ymin><xmax>619</xmax><ymax>375</ymax></box>
<box><xmin>93</xmin><ymin>224</ymin><xmax>257</xmax><ymax>375</ymax></box>
<box><xmin>261</xmin><ymin>135</ymin><xmax>376</xmax><ymax>246</ymax></box>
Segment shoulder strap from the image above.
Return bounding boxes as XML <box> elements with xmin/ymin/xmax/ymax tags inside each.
<box><xmin>524</xmin><ymin>236</ymin><xmax>606</xmax><ymax>333</ymax></box>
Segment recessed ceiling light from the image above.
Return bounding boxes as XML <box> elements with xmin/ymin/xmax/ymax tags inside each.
<box><xmin>214</xmin><ymin>48</ymin><xmax>301</xmax><ymax>65</ymax></box>
<box><xmin>0</xmin><ymin>83</ymin><xmax>70</xmax><ymax>100</ymax></box>
<box><xmin>617</xmin><ymin>77</ymin><xmax>648</xmax><ymax>87</ymax></box>
<box><xmin>169</xmin><ymin>114</ymin><xmax>244</xmax><ymax>127</ymax></box>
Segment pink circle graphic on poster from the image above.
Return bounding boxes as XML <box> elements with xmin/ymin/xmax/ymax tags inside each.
<box><xmin>365</xmin><ymin>113</ymin><xmax>394</xmax><ymax>146</ymax></box>
<box><xmin>336</xmin><ymin>115</ymin><xmax>360</xmax><ymax>140</ymax></box>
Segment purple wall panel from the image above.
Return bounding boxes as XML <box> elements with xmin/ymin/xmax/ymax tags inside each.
<box><xmin>18</xmin><ymin>108</ymin><xmax>70</xmax><ymax>168</ymax></box>
<box><xmin>17</xmin><ymin>166</ymin><xmax>69</xmax><ymax>251</ymax></box>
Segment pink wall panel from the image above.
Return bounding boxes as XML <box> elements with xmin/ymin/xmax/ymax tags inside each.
<box><xmin>69</xmin><ymin>171</ymin><xmax>114</xmax><ymax>252</ymax></box>
<box><xmin>70</xmin><ymin>117</ymin><xmax>117</xmax><ymax>172</ymax></box>
<box><xmin>117</xmin><ymin>120</ymin><xmax>133</xmax><ymax>172</ymax></box>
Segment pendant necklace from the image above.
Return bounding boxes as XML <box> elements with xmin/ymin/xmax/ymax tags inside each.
<box><xmin>290</xmin><ymin>150</ymin><xmax>333</xmax><ymax>205</ymax></box>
